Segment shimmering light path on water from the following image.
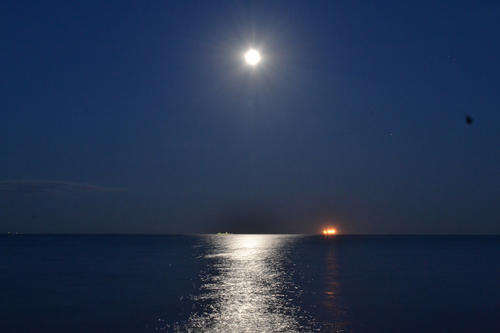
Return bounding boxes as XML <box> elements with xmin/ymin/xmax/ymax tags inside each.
<box><xmin>176</xmin><ymin>235</ymin><xmax>332</xmax><ymax>332</ymax></box>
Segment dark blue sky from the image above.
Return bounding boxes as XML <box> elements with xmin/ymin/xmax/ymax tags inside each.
<box><xmin>1</xmin><ymin>0</ymin><xmax>499</xmax><ymax>234</ymax></box>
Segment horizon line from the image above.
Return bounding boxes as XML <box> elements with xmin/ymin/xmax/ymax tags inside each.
<box><xmin>2</xmin><ymin>232</ymin><xmax>499</xmax><ymax>236</ymax></box>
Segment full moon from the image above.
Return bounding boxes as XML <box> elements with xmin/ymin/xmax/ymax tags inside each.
<box><xmin>244</xmin><ymin>49</ymin><xmax>261</xmax><ymax>66</ymax></box>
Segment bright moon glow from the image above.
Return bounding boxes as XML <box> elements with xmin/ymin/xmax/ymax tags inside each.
<box><xmin>322</xmin><ymin>228</ymin><xmax>337</xmax><ymax>235</ymax></box>
<box><xmin>244</xmin><ymin>49</ymin><xmax>261</xmax><ymax>66</ymax></box>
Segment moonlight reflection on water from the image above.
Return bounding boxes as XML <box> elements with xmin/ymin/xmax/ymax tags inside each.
<box><xmin>179</xmin><ymin>235</ymin><xmax>319</xmax><ymax>333</ymax></box>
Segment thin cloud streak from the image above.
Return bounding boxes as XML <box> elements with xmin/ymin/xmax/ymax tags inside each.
<box><xmin>0</xmin><ymin>180</ymin><xmax>124</xmax><ymax>194</ymax></box>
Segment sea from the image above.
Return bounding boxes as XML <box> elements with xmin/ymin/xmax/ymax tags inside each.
<box><xmin>1</xmin><ymin>235</ymin><xmax>499</xmax><ymax>332</ymax></box>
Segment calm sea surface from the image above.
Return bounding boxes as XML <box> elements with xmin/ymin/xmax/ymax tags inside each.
<box><xmin>1</xmin><ymin>235</ymin><xmax>499</xmax><ymax>332</ymax></box>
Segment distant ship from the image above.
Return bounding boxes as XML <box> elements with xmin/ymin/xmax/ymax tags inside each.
<box><xmin>322</xmin><ymin>228</ymin><xmax>337</xmax><ymax>236</ymax></box>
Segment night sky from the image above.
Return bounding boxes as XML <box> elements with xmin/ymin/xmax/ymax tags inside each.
<box><xmin>1</xmin><ymin>1</ymin><xmax>499</xmax><ymax>234</ymax></box>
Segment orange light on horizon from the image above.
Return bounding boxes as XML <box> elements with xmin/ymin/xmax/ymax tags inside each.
<box><xmin>322</xmin><ymin>228</ymin><xmax>337</xmax><ymax>236</ymax></box>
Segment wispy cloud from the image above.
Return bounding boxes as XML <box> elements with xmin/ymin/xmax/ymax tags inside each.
<box><xmin>0</xmin><ymin>180</ymin><xmax>123</xmax><ymax>194</ymax></box>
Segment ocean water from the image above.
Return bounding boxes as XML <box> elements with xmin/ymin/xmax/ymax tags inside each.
<box><xmin>1</xmin><ymin>235</ymin><xmax>499</xmax><ymax>332</ymax></box>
